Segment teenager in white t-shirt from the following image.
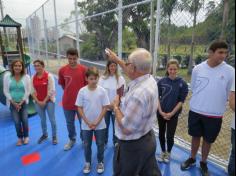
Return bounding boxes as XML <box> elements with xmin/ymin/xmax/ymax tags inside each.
<box><xmin>98</xmin><ymin>61</ymin><xmax>126</xmax><ymax>146</ymax></box>
<box><xmin>181</xmin><ymin>40</ymin><xmax>235</xmax><ymax>176</ymax></box>
<box><xmin>228</xmin><ymin>78</ymin><xmax>235</xmax><ymax>176</ymax></box>
<box><xmin>76</xmin><ymin>67</ymin><xmax>110</xmax><ymax>174</ymax></box>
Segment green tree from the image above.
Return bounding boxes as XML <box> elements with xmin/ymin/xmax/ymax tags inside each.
<box><xmin>122</xmin><ymin>27</ymin><xmax>136</xmax><ymax>52</ymax></box>
<box><xmin>162</xmin><ymin>0</ymin><xmax>178</xmax><ymax>60</ymax></box>
<box><xmin>80</xmin><ymin>33</ymin><xmax>100</xmax><ymax>60</ymax></box>
<box><xmin>78</xmin><ymin>0</ymin><xmax>152</xmax><ymax>53</ymax></box>
<box><xmin>124</xmin><ymin>1</ymin><xmax>151</xmax><ymax>49</ymax></box>
<box><xmin>206</xmin><ymin>1</ymin><xmax>216</xmax><ymax>16</ymax></box>
<box><xmin>223</xmin><ymin>0</ymin><xmax>235</xmax><ymax>49</ymax></box>
<box><xmin>179</xmin><ymin>0</ymin><xmax>205</xmax><ymax>74</ymax></box>
<box><xmin>78</xmin><ymin>0</ymin><xmax>118</xmax><ymax>59</ymax></box>
<box><xmin>220</xmin><ymin>0</ymin><xmax>229</xmax><ymax>40</ymax></box>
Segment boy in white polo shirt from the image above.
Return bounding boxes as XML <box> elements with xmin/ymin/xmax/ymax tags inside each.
<box><xmin>181</xmin><ymin>40</ymin><xmax>235</xmax><ymax>176</ymax></box>
<box><xmin>76</xmin><ymin>67</ymin><xmax>110</xmax><ymax>174</ymax></box>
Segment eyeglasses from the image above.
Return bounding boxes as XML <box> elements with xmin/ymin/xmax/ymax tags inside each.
<box><xmin>125</xmin><ymin>61</ymin><xmax>132</xmax><ymax>66</ymax></box>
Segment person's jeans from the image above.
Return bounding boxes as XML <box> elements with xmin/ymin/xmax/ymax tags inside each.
<box><xmin>10</xmin><ymin>103</ymin><xmax>29</xmax><ymax>138</ymax></box>
<box><xmin>35</xmin><ymin>101</ymin><xmax>57</xmax><ymax>137</ymax></box>
<box><xmin>63</xmin><ymin>109</ymin><xmax>82</xmax><ymax>141</ymax></box>
<box><xmin>105</xmin><ymin>111</ymin><xmax>118</xmax><ymax>145</ymax></box>
<box><xmin>82</xmin><ymin>129</ymin><xmax>106</xmax><ymax>164</ymax></box>
<box><xmin>228</xmin><ymin>129</ymin><xmax>235</xmax><ymax>176</ymax></box>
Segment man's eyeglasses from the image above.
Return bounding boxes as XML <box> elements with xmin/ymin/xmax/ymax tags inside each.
<box><xmin>125</xmin><ymin>61</ymin><xmax>132</xmax><ymax>66</ymax></box>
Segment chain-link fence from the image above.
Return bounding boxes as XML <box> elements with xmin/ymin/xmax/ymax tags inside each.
<box><xmin>153</xmin><ymin>94</ymin><xmax>234</xmax><ymax>168</ymax></box>
<box><xmin>156</xmin><ymin>0</ymin><xmax>235</xmax><ymax>169</ymax></box>
<box><xmin>26</xmin><ymin>0</ymin><xmax>160</xmax><ymax>74</ymax></box>
<box><xmin>158</xmin><ymin>0</ymin><xmax>235</xmax><ymax>72</ymax></box>
<box><xmin>26</xmin><ymin>0</ymin><xmax>235</xmax><ymax>169</ymax></box>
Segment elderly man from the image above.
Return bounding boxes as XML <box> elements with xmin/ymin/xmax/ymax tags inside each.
<box><xmin>106</xmin><ymin>48</ymin><xmax>161</xmax><ymax>176</ymax></box>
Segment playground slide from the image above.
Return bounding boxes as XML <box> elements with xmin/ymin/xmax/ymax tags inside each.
<box><xmin>0</xmin><ymin>67</ymin><xmax>6</xmax><ymax>105</ymax></box>
<box><xmin>0</xmin><ymin>65</ymin><xmax>36</xmax><ymax>116</ymax></box>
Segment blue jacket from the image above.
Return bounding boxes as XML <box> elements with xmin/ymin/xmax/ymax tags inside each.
<box><xmin>157</xmin><ymin>77</ymin><xmax>188</xmax><ymax>115</ymax></box>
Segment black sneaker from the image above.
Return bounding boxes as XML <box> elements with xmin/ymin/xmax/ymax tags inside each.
<box><xmin>52</xmin><ymin>136</ymin><xmax>58</xmax><ymax>145</ymax></box>
<box><xmin>200</xmin><ymin>161</ymin><xmax>210</xmax><ymax>176</ymax></box>
<box><xmin>181</xmin><ymin>158</ymin><xmax>196</xmax><ymax>170</ymax></box>
<box><xmin>38</xmin><ymin>135</ymin><xmax>48</xmax><ymax>144</ymax></box>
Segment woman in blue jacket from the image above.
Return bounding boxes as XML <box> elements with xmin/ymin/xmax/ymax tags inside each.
<box><xmin>157</xmin><ymin>59</ymin><xmax>188</xmax><ymax>163</ymax></box>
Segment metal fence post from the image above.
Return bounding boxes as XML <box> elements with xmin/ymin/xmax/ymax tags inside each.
<box><xmin>118</xmin><ymin>0</ymin><xmax>123</xmax><ymax>58</ymax></box>
<box><xmin>25</xmin><ymin>18</ymin><xmax>30</xmax><ymax>55</ymax></box>
<box><xmin>31</xmin><ymin>15</ymin><xmax>36</xmax><ymax>58</ymax></box>
<box><xmin>42</xmin><ymin>5</ymin><xmax>49</xmax><ymax>65</ymax></box>
<box><xmin>53</xmin><ymin>0</ymin><xmax>60</xmax><ymax>66</ymax></box>
<box><xmin>152</xmin><ymin>0</ymin><xmax>162</xmax><ymax>76</ymax></box>
<box><xmin>26</xmin><ymin>18</ymin><xmax>32</xmax><ymax>54</ymax></box>
<box><xmin>74</xmin><ymin>0</ymin><xmax>80</xmax><ymax>54</ymax></box>
<box><xmin>35</xmin><ymin>13</ymin><xmax>40</xmax><ymax>59</ymax></box>
<box><xmin>150</xmin><ymin>0</ymin><xmax>155</xmax><ymax>64</ymax></box>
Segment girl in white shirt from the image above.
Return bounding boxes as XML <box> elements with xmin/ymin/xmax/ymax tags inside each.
<box><xmin>98</xmin><ymin>61</ymin><xmax>126</xmax><ymax>146</ymax></box>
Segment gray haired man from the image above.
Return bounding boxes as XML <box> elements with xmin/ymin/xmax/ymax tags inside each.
<box><xmin>106</xmin><ymin>48</ymin><xmax>162</xmax><ymax>176</ymax></box>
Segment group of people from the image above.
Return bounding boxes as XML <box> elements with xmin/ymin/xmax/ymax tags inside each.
<box><xmin>2</xmin><ymin>40</ymin><xmax>235</xmax><ymax>176</ymax></box>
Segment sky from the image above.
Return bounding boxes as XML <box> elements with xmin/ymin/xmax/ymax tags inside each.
<box><xmin>2</xmin><ymin>0</ymin><xmax>75</xmax><ymax>27</ymax></box>
<box><xmin>2</xmin><ymin>0</ymin><xmax>47</xmax><ymax>25</ymax></box>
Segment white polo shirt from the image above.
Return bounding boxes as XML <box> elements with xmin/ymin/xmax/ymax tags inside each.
<box><xmin>190</xmin><ymin>61</ymin><xmax>235</xmax><ymax>117</ymax></box>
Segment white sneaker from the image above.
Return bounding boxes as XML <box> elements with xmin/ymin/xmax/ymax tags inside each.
<box><xmin>157</xmin><ymin>152</ymin><xmax>166</xmax><ymax>162</ymax></box>
<box><xmin>97</xmin><ymin>162</ymin><xmax>104</xmax><ymax>174</ymax></box>
<box><xmin>83</xmin><ymin>162</ymin><xmax>91</xmax><ymax>174</ymax></box>
<box><xmin>64</xmin><ymin>140</ymin><xmax>75</xmax><ymax>151</ymax></box>
<box><xmin>164</xmin><ymin>152</ymin><xmax>171</xmax><ymax>163</ymax></box>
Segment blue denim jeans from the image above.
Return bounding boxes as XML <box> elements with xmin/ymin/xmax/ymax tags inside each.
<box><xmin>82</xmin><ymin>129</ymin><xmax>106</xmax><ymax>163</ymax></box>
<box><xmin>35</xmin><ymin>101</ymin><xmax>57</xmax><ymax>137</ymax></box>
<box><xmin>63</xmin><ymin>109</ymin><xmax>82</xmax><ymax>141</ymax></box>
<box><xmin>105</xmin><ymin>111</ymin><xmax>118</xmax><ymax>145</ymax></box>
<box><xmin>10</xmin><ymin>103</ymin><xmax>29</xmax><ymax>138</ymax></box>
<box><xmin>228</xmin><ymin>129</ymin><xmax>235</xmax><ymax>176</ymax></box>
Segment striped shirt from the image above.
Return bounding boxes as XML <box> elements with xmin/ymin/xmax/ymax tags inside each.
<box><xmin>115</xmin><ymin>74</ymin><xmax>159</xmax><ymax>140</ymax></box>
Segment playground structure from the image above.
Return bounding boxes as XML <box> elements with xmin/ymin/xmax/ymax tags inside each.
<box><xmin>0</xmin><ymin>15</ymin><xmax>35</xmax><ymax>115</ymax></box>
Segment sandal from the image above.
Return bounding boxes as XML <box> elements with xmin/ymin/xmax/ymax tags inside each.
<box><xmin>16</xmin><ymin>139</ymin><xmax>23</xmax><ymax>146</ymax></box>
<box><xmin>23</xmin><ymin>137</ymin><xmax>29</xmax><ymax>145</ymax></box>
